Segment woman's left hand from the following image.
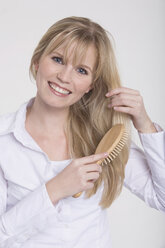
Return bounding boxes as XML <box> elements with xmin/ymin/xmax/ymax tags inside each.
<box><xmin>105</xmin><ymin>87</ymin><xmax>157</xmax><ymax>133</ymax></box>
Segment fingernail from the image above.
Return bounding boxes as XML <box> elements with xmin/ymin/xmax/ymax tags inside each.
<box><xmin>105</xmin><ymin>93</ymin><xmax>110</xmax><ymax>97</ymax></box>
<box><xmin>104</xmin><ymin>153</ymin><xmax>108</xmax><ymax>156</ymax></box>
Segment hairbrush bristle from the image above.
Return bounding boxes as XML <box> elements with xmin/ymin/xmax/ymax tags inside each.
<box><xmin>73</xmin><ymin>124</ymin><xmax>129</xmax><ymax>198</ymax></box>
<box><xmin>101</xmin><ymin>130</ymin><xmax>128</xmax><ymax>166</ymax></box>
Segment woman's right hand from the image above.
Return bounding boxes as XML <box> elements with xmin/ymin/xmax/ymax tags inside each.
<box><xmin>46</xmin><ymin>153</ymin><xmax>108</xmax><ymax>204</ymax></box>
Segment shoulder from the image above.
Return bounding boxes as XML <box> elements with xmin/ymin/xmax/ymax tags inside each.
<box><xmin>0</xmin><ymin>98</ymin><xmax>33</xmax><ymax>136</ymax></box>
<box><xmin>0</xmin><ymin>111</ymin><xmax>17</xmax><ymax>135</ymax></box>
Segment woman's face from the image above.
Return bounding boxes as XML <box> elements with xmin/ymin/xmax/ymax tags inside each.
<box><xmin>35</xmin><ymin>43</ymin><xmax>96</xmax><ymax>110</ymax></box>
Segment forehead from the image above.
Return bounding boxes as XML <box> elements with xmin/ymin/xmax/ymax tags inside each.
<box><xmin>48</xmin><ymin>39</ymin><xmax>97</xmax><ymax>68</ymax></box>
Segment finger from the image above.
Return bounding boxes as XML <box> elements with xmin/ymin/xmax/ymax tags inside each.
<box><xmin>75</xmin><ymin>153</ymin><xmax>108</xmax><ymax>165</ymax></box>
<box><xmin>109</xmin><ymin>87</ymin><xmax>140</xmax><ymax>96</ymax></box>
<box><xmin>87</xmin><ymin>178</ymin><xmax>98</xmax><ymax>184</ymax></box>
<box><xmin>109</xmin><ymin>93</ymin><xmax>141</xmax><ymax>102</ymax></box>
<box><xmin>86</xmin><ymin>181</ymin><xmax>95</xmax><ymax>190</ymax></box>
<box><xmin>88</xmin><ymin>179</ymin><xmax>95</xmax><ymax>183</ymax></box>
<box><xmin>85</xmin><ymin>164</ymin><xmax>102</xmax><ymax>173</ymax></box>
<box><xmin>86</xmin><ymin>172</ymin><xmax>100</xmax><ymax>181</ymax></box>
<box><xmin>105</xmin><ymin>87</ymin><xmax>140</xmax><ymax>97</ymax></box>
<box><xmin>108</xmin><ymin>98</ymin><xmax>138</xmax><ymax>109</ymax></box>
<box><xmin>113</xmin><ymin>106</ymin><xmax>134</xmax><ymax>115</ymax></box>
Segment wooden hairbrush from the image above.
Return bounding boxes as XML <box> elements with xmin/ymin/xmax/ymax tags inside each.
<box><xmin>73</xmin><ymin>124</ymin><xmax>128</xmax><ymax>198</ymax></box>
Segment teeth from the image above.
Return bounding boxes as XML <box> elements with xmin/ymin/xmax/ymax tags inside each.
<box><xmin>49</xmin><ymin>82</ymin><xmax>70</xmax><ymax>95</ymax></box>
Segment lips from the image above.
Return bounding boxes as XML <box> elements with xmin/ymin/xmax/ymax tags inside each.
<box><xmin>48</xmin><ymin>81</ymin><xmax>72</xmax><ymax>94</ymax></box>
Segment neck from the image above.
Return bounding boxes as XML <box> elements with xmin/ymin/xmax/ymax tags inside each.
<box><xmin>26</xmin><ymin>96</ymin><xmax>69</xmax><ymax>137</ymax></box>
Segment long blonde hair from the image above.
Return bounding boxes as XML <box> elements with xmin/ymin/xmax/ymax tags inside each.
<box><xmin>29</xmin><ymin>16</ymin><xmax>131</xmax><ymax>208</ymax></box>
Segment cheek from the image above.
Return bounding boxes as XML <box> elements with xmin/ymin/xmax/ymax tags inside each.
<box><xmin>35</xmin><ymin>63</ymin><xmax>51</xmax><ymax>86</ymax></box>
<box><xmin>35</xmin><ymin>70</ymin><xmax>42</xmax><ymax>88</ymax></box>
<box><xmin>37</xmin><ymin>59</ymin><xmax>56</xmax><ymax>79</ymax></box>
<box><xmin>75</xmin><ymin>78</ymin><xmax>92</xmax><ymax>93</ymax></box>
<box><xmin>35</xmin><ymin>70</ymin><xmax>47</xmax><ymax>92</ymax></box>
<box><xmin>38</xmin><ymin>63</ymin><xmax>50</xmax><ymax>78</ymax></box>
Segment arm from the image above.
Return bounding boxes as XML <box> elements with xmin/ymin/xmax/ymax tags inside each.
<box><xmin>0</xmin><ymin>152</ymin><xmax>106</xmax><ymax>247</ymax></box>
<box><xmin>105</xmin><ymin>86</ymin><xmax>165</xmax><ymax>211</ymax></box>
<box><xmin>124</xmin><ymin>124</ymin><xmax>165</xmax><ymax>211</ymax></box>
<box><xmin>0</xmin><ymin>166</ymin><xmax>62</xmax><ymax>247</ymax></box>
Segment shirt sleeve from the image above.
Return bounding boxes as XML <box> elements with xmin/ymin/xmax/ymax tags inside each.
<box><xmin>0</xmin><ymin>167</ymin><xmax>63</xmax><ymax>248</ymax></box>
<box><xmin>124</xmin><ymin>123</ymin><xmax>165</xmax><ymax>212</ymax></box>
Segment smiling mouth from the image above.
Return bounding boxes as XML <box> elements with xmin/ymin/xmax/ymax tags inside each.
<box><xmin>48</xmin><ymin>81</ymin><xmax>72</xmax><ymax>95</ymax></box>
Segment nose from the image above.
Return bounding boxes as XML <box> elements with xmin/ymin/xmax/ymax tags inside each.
<box><xmin>57</xmin><ymin>65</ymin><xmax>72</xmax><ymax>84</ymax></box>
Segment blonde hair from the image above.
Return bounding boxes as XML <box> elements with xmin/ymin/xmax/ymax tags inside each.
<box><xmin>29</xmin><ymin>16</ymin><xmax>131</xmax><ymax>208</ymax></box>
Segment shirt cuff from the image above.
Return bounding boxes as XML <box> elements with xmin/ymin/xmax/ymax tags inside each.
<box><xmin>138</xmin><ymin>123</ymin><xmax>165</xmax><ymax>164</ymax></box>
<box><xmin>1</xmin><ymin>184</ymin><xmax>63</xmax><ymax>237</ymax></box>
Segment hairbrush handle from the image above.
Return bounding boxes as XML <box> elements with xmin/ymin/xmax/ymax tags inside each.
<box><xmin>73</xmin><ymin>192</ymin><xmax>82</xmax><ymax>198</ymax></box>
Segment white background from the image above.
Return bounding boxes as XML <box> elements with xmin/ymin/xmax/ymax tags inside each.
<box><xmin>0</xmin><ymin>0</ymin><xmax>165</xmax><ymax>247</ymax></box>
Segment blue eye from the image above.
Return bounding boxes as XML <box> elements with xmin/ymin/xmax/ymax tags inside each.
<box><xmin>77</xmin><ymin>67</ymin><xmax>88</xmax><ymax>75</ymax></box>
<box><xmin>52</xmin><ymin>56</ymin><xmax>63</xmax><ymax>64</ymax></box>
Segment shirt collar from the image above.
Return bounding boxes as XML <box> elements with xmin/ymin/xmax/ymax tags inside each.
<box><xmin>13</xmin><ymin>97</ymin><xmax>35</xmax><ymax>136</ymax></box>
<box><xmin>0</xmin><ymin>97</ymin><xmax>44</xmax><ymax>153</ymax></box>
<box><xmin>0</xmin><ymin>97</ymin><xmax>34</xmax><ymax>135</ymax></box>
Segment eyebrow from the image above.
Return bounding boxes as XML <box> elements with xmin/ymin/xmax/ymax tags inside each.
<box><xmin>79</xmin><ymin>64</ymin><xmax>93</xmax><ymax>73</ymax></box>
<box><xmin>51</xmin><ymin>51</ymin><xmax>63</xmax><ymax>57</ymax></box>
<box><xmin>50</xmin><ymin>51</ymin><xmax>93</xmax><ymax>73</ymax></box>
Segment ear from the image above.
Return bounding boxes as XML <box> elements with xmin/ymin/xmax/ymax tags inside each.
<box><xmin>34</xmin><ymin>63</ymin><xmax>39</xmax><ymax>71</ymax></box>
<box><xmin>85</xmin><ymin>85</ymin><xmax>93</xmax><ymax>93</ymax></box>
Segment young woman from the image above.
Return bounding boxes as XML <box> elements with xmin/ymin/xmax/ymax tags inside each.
<box><xmin>0</xmin><ymin>16</ymin><xmax>164</xmax><ymax>248</ymax></box>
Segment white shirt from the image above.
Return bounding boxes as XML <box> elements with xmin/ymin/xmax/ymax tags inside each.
<box><xmin>0</xmin><ymin>97</ymin><xmax>165</xmax><ymax>248</ymax></box>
